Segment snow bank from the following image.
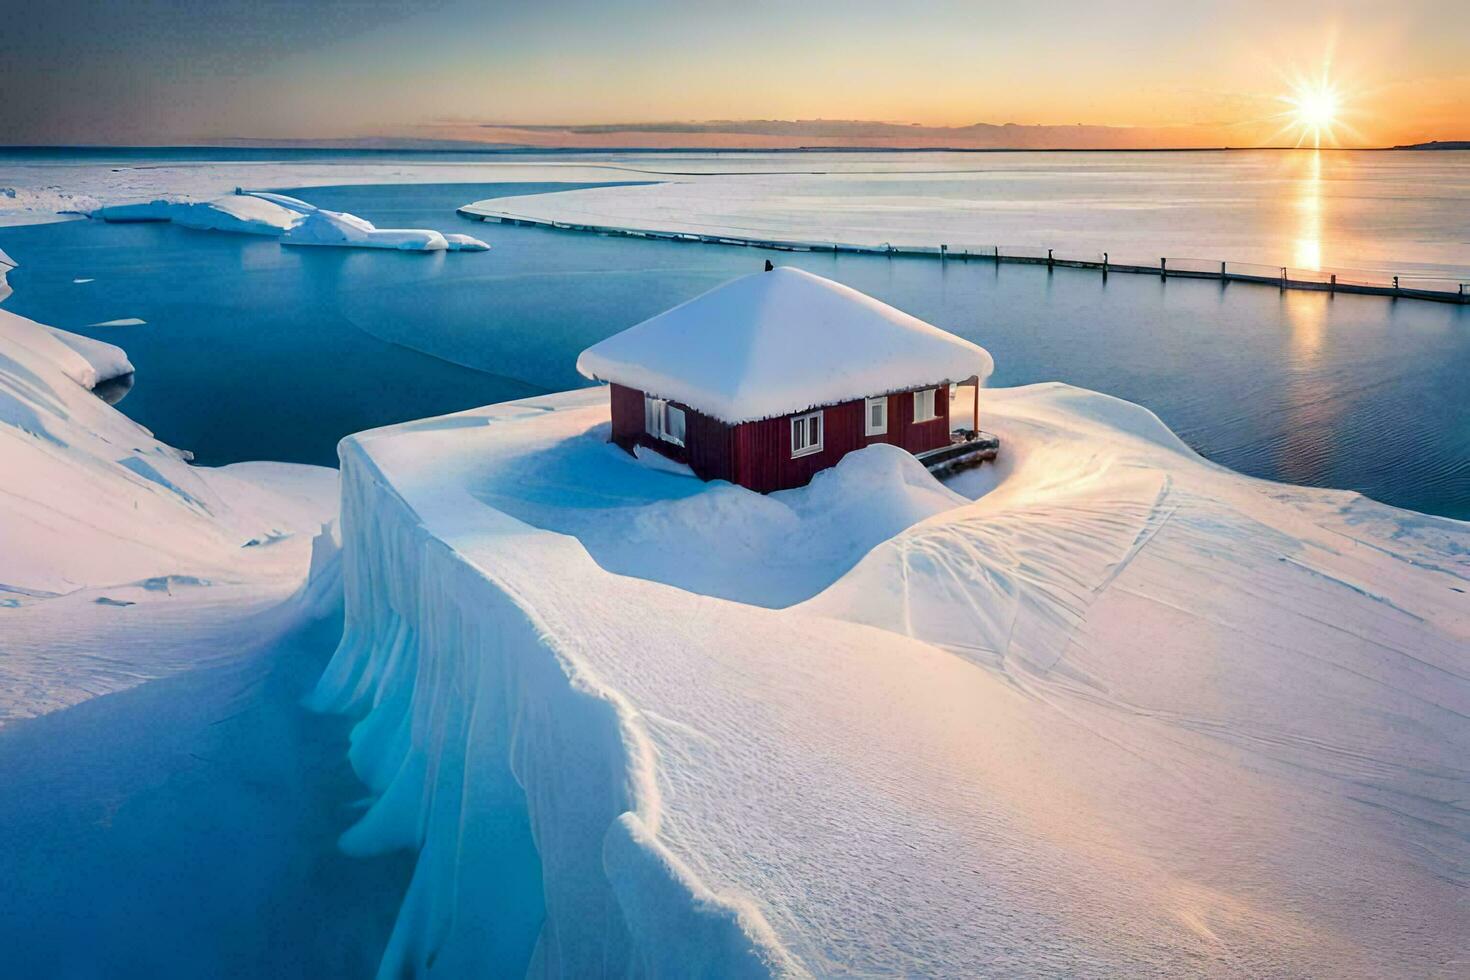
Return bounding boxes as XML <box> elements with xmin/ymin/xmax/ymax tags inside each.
<box><xmin>0</xmin><ymin>304</ymin><xmax>338</xmax><ymax>722</ymax></box>
<box><xmin>482</xmin><ymin>431</ymin><xmax>968</xmax><ymax>606</ymax></box>
<box><xmin>313</xmin><ymin>402</ymin><xmax>787</xmax><ymax>977</ymax></box>
<box><xmin>0</xmin><ymin>245</ymin><xmax>14</xmax><ymax>301</ymax></box>
<box><xmin>578</xmin><ymin>267</ymin><xmax>992</xmax><ymax>423</ymax></box>
<box><xmin>319</xmin><ymin>385</ymin><xmax>1468</xmax><ymax>977</ymax></box>
<box><xmin>0</xmin><ymin>185</ymin><xmax>98</xmax><ymax>227</ymax></box>
<box><xmin>42</xmin><ymin>324</ymin><xmax>134</xmax><ymax>386</ymax></box>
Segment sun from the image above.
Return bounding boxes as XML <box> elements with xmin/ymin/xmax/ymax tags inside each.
<box><xmin>1285</xmin><ymin>80</ymin><xmax>1342</xmax><ymax>147</ymax></box>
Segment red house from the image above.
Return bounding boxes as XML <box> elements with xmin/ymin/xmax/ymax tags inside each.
<box><xmin>577</xmin><ymin>267</ymin><xmax>995</xmax><ymax>493</ymax></box>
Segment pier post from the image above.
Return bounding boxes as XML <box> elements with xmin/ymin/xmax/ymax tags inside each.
<box><xmin>1280</xmin><ymin>267</ymin><xmax>1287</xmax><ymax>291</ymax></box>
<box><xmin>1394</xmin><ymin>275</ymin><xmax>1400</xmax><ymax>292</ymax></box>
<box><xmin>1160</xmin><ymin>257</ymin><xmax>1167</xmax><ymax>280</ymax></box>
<box><xmin>1047</xmin><ymin>248</ymin><xmax>1054</xmax><ymax>270</ymax></box>
<box><xmin>940</xmin><ymin>244</ymin><xmax>948</xmax><ymax>263</ymax></box>
<box><xmin>1220</xmin><ymin>261</ymin><xmax>1226</xmax><ymax>277</ymax></box>
<box><xmin>1331</xmin><ymin>273</ymin><xmax>1337</xmax><ymax>294</ymax></box>
<box><xmin>1102</xmin><ymin>251</ymin><xmax>1108</xmax><ymax>277</ymax></box>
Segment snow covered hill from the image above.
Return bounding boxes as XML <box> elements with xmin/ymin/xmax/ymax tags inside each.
<box><xmin>0</xmin><ymin>303</ymin><xmax>338</xmax><ymax>722</ymax></box>
<box><xmin>317</xmin><ymin>385</ymin><xmax>1470</xmax><ymax>977</ymax></box>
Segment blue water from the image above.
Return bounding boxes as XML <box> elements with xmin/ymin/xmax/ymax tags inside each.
<box><xmin>0</xmin><ymin>181</ymin><xmax>1466</xmax><ymax>518</ymax></box>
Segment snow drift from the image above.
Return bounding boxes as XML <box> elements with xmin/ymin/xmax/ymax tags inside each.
<box><xmin>0</xmin><ymin>302</ymin><xmax>338</xmax><ymax>722</ymax></box>
<box><xmin>95</xmin><ymin>192</ymin><xmax>489</xmax><ymax>253</ymax></box>
<box><xmin>317</xmin><ymin>385</ymin><xmax>1469</xmax><ymax>977</ymax></box>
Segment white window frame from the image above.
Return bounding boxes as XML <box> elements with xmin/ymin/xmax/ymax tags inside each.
<box><xmin>912</xmin><ymin>387</ymin><xmax>939</xmax><ymax>423</ymax></box>
<box><xmin>790</xmin><ymin>410</ymin><xmax>824</xmax><ymax>458</ymax></box>
<box><xmin>864</xmin><ymin>396</ymin><xmax>889</xmax><ymax>437</ymax></box>
<box><xmin>643</xmin><ymin>395</ymin><xmax>686</xmax><ymax>447</ymax></box>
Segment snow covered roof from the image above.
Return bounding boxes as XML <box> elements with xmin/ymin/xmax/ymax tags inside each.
<box><xmin>577</xmin><ymin>267</ymin><xmax>994</xmax><ymax>424</ymax></box>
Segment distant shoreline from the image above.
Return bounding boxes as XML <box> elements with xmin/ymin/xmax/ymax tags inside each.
<box><xmin>1</xmin><ymin>143</ymin><xmax>1464</xmax><ymax>158</ymax></box>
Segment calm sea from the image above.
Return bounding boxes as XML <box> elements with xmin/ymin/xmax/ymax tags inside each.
<box><xmin>0</xmin><ymin>165</ymin><xmax>1465</xmax><ymax>518</ymax></box>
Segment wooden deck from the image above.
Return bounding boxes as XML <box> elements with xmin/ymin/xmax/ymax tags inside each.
<box><xmin>918</xmin><ymin>430</ymin><xmax>1001</xmax><ymax>477</ymax></box>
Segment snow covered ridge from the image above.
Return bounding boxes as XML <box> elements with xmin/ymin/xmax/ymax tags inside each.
<box><xmin>93</xmin><ymin>192</ymin><xmax>489</xmax><ymax>252</ymax></box>
<box><xmin>0</xmin><ymin>304</ymin><xmax>338</xmax><ymax>722</ymax></box>
<box><xmin>319</xmin><ymin>385</ymin><xmax>1469</xmax><ymax>976</ymax></box>
<box><xmin>578</xmin><ymin>266</ymin><xmax>993</xmax><ymax>423</ymax></box>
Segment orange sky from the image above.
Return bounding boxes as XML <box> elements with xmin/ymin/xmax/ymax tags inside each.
<box><xmin>4</xmin><ymin>0</ymin><xmax>1467</xmax><ymax>147</ymax></box>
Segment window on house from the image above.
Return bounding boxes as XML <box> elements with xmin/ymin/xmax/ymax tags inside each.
<box><xmin>791</xmin><ymin>411</ymin><xmax>823</xmax><ymax>458</ymax></box>
<box><xmin>913</xmin><ymin>388</ymin><xmax>939</xmax><ymax>423</ymax></box>
<box><xmin>865</xmin><ymin>396</ymin><xmax>888</xmax><ymax>436</ymax></box>
<box><xmin>644</xmin><ymin>395</ymin><xmax>686</xmax><ymax>447</ymax></box>
<box><xmin>665</xmin><ymin>405</ymin><xmax>686</xmax><ymax>446</ymax></box>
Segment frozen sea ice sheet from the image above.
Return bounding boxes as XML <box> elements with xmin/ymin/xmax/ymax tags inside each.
<box><xmin>317</xmin><ymin>384</ymin><xmax>1470</xmax><ymax>978</ymax></box>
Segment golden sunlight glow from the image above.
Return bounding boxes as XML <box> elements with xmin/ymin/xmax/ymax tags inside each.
<box><xmin>1293</xmin><ymin>150</ymin><xmax>1323</xmax><ymax>270</ymax></box>
<box><xmin>1273</xmin><ymin>54</ymin><xmax>1363</xmax><ymax>149</ymax></box>
<box><xmin>1291</xmin><ymin>85</ymin><xmax>1339</xmax><ymax>134</ymax></box>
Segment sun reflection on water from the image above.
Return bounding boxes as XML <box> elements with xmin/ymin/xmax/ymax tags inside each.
<box><xmin>1293</xmin><ymin>150</ymin><xmax>1322</xmax><ymax>271</ymax></box>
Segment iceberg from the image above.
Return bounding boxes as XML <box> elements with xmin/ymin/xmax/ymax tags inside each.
<box><xmin>95</xmin><ymin>198</ymin><xmax>184</xmax><ymax>223</ymax></box>
<box><xmin>96</xmin><ymin>194</ymin><xmax>304</xmax><ymax>234</ymax></box>
<box><xmin>171</xmin><ymin>194</ymin><xmax>305</xmax><ymax>235</ymax></box>
<box><xmin>279</xmin><ymin>208</ymin><xmax>448</xmax><ymax>251</ymax></box>
<box><xmin>443</xmin><ymin>232</ymin><xmax>491</xmax><ymax>251</ymax></box>
<box><xmin>94</xmin><ymin>191</ymin><xmax>488</xmax><ymax>254</ymax></box>
<box><xmin>316</xmin><ymin>384</ymin><xmax>1469</xmax><ymax>976</ymax></box>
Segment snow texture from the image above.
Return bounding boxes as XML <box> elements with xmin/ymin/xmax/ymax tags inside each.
<box><xmin>577</xmin><ymin>267</ymin><xmax>993</xmax><ymax>423</ymax></box>
<box><xmin>317</xmin><ymin>384</ymin><xmax>1469</xmax><ymax>978</ymax></box>
<box><xmin>0</xmin><ymin>304</ymin><xmax>338</xmax><ymax>723</ymax></box>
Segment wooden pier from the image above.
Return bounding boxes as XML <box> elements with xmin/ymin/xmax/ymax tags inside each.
<box><xmin>459</xmin><ymin>205</ymin><xmax>1470</xmax><ymax>307</ymax></box>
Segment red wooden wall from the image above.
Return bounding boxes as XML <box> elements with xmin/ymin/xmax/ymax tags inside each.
<box><xmin>609</xmin><ymin>382</ymin><xmax>952</xmax><ymax>493</ymax></box>
<box><xmin>730</xmin><ymin>389</ymin><xmax>951</xmax><ymax>493</ymax></box>
<box><xmin>609</xmin><ymin>383</ymin><xmax>736</xmax><ymax>483</ymax></box>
